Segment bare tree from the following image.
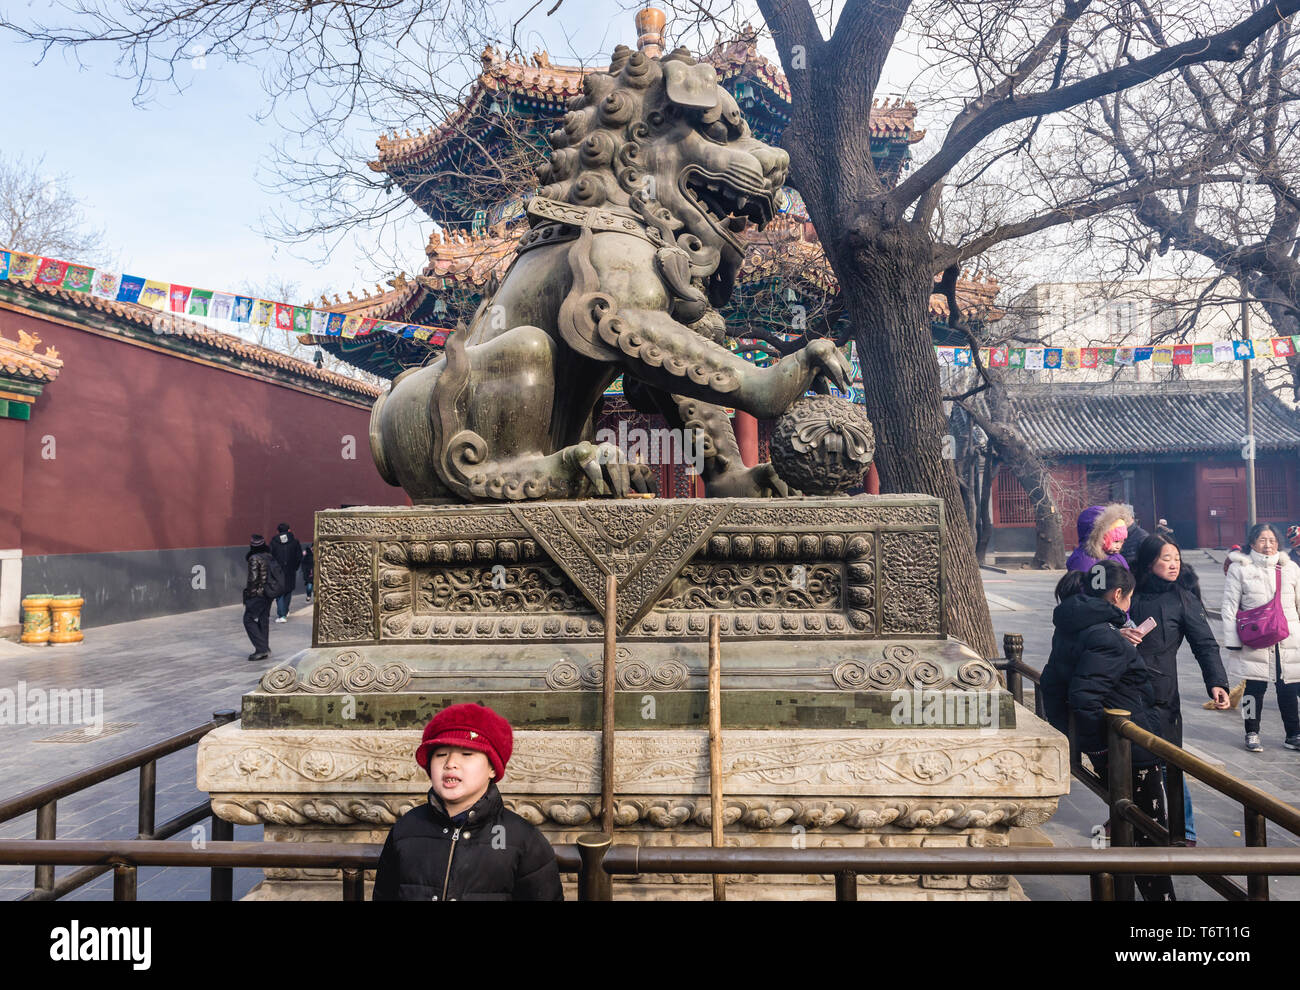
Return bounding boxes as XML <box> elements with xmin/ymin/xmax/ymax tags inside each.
<box><xmin>6</xmin><ymin>0</ymin><xmax>1296</xmax><ymax>654</ymax></box>
<box><xmin>0</xmin><ymin>153</ymin><xmax>106</xmax><ymax>259</ymax></box>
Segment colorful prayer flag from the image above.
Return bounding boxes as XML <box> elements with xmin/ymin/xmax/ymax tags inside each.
<box><xmin>358</xmin><ymin>318</ymin><xmax>377</xmax><ymax>336</ymax></box>
<box><xmin>210</xmin><ymin>293</ymin><xmax>236</xmax><ymax>321</ymax></box>
<box><xmin>414</xmin><ymin>328</ymin><xmax>432</xmax><ymax>342</ymax></box>
<box><xmin>1044</xmin><ymin>348</ymin><xmax>1062</xmax><ymax>369</ymax></box>
<box><xmin>169</xmin><ymin>285</ymin><xmax>192</xmax><ymax>313</ymax></box>
<box><xmin>1254</xmin><ymin>338</ymin><xmax>1274</xmax><ymax>359</ymax></box>
<box><xmin>1172</xmin><ymin>345</ymin><xmax>1193</xmax><ymax>365</ymax></box>
<box><xmin>953</xmin><ymin>347</ymin><xmax>971</xmax><ymax>366</ymax></box>
<box><xmin>990</xmin><ymin>346</ymin><xmax>1008</xmax><ymax>368</ymax></box>
<box><xmin>8</xmin><ymin>253</ymin><xmax>38</xmax><ymax>280</ymax></box>
<box><xmin>1194</xmin><ymin>344</ymin><xmax>1214</xmax><ymax>364</ymax></box>
<box><xmin>116</xmin><ymin>276</ymin><xmax>146</xmax><ymax>304</ymax></box>
<box><xmin>1213</xmin><ymin>341</ymin><xmax>1236</xmax><ymax>363</ymax></box>
<box><xmin>1115</xmin><ymin>348</ymin><xmax>1135</xmax><ymax>365</ymax></box>
<box><xmin>187</xmin><ymin>289</ymin><xmax>214</xmax><ymax>316</ymax></box>
<box><xmin>1025</xmin><ymin>348</ymin><xmax>1045</xmax><ymax>370</ymax></box>
<box><xmin>1009</xmin><ymin>348</ymin><xmax>1025</xmax><ymax>369</ymax></box>
<box><xmin>1134</xmin><ymin>347</ymin><xmax>1152</xmax><ymax>362</ymax></box>
<box><xmin>251</xmin><ymin>300</ymin><xmax>273</xmax><ymax>327</ymax></box>
<box><xmin>61</xmin><ymin>264</ymin><xmax>93</xmax><ymax>293</ymax></box>
<box><xmin>1152</xmin><ymin>346</ymin><xmax>1173</xmax><ymax>365</ymax></box>
<box><xmin>0</xmin><ymin>251</ymin><xmax>9</xmax><ymax>280</ymax></box>
<box><xmin>34</xmin><ymin>258</ymin><xmax>69</xmax><ymax>287</ymax></box>
<box><xmin>232</xmin><ymin>297</ymin><xmax>254</xmax><ymax>322</ymax></box>
<box><xmin>293</xmin><ymin>307</ymin><xmax>312</xmax><ymax>333</ymax></box>
<box><xmin>310</xmin><ymin>310</ymin><xmax>329</xmax><ymax>335</ymax></box>
<box><xmin>1081</xmin><ymin>348</ymin><xmax>1098</xmax><ymax>368</ymax></box>
<box><xmin>1233</xmin><ymin>340</ymin><xmax>1254</xmax><ymax>360</ymax></box>
<box><xmin>1098</xmin><ymin>347</ymin><xmax>1115</xmax><ymax>365</ymax></box>
<box><xmin>274</xmin><ymin>302</ymin><xmax>294</xmax><ymax>331</ymax></box>
<box><xmin>326</xmin><ymin>313</ymin><xmax>345</xmax><ymax>336</ymax></box>
<box><xmin>138</xmin><ymin>280</ymin><xmax>170</xmax><ymax>310</ymax></box>
<box><xmin>1272</xmin><ymin>337</ymin><xmax>1294</xmax><ymax>357</ymax></box>
<box><xmin>341</xmin><ymin>315</ymin><xmax>362</xmax><ymax>338</ymax></box>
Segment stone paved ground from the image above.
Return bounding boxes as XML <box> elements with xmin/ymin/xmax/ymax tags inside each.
<box><xmin>988</xmin><ymin>551</ymin><xmax>1300</xmax><ymax>901</ymax></box>
<box><xmin>0</xmin><ymin>595</ymin><xmax>313</xmax><ymax>900</ymax></box>
<box><xmin>1</xmin><ymin>554</ymin><xmax>1294</xmax><ymax>901</ymax></box>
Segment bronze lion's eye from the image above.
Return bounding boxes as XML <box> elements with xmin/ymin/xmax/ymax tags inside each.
<box><xmin>704</xmin><ymin>120</ymin><xmax>729</xmax><ymax>144</ymax></box>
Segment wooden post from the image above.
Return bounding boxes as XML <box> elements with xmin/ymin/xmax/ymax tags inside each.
<box><xmin>709</xmin><ymin>614</ymin><xmax>725</xmax><ymax>901</ymax></box>
<box><xmin>602</xmin><ymin>573</ymin><xmax>618</xmax><ymax>835</ymax></box>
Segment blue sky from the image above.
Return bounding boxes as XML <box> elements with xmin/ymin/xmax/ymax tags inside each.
<box><xmin>0</xmin><ymin>3</ymin><xmax>943</xmax><ymax>306</ymax></box>
<box><xmin>0</xmin><ymin>1</ymin><xmax>648</xmax><ymax>301</ymax></box>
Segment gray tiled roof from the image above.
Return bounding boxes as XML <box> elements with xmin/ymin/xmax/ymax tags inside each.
<box><xmin>1002</xmin><ymin>380</ymin><xmax>1300</xmax><ymax>457</ymax></box>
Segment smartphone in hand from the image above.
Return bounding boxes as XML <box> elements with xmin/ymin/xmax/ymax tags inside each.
<box><xmin>1135</xmin><ymin>616</ymin><xmax>1157</xmax><ymax>636</ymax></box>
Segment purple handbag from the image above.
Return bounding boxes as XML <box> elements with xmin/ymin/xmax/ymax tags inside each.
<box><xmin>1237</xmin><ymin>564</ymin><xmax>1290</xmax><ymax>649</ymax></box>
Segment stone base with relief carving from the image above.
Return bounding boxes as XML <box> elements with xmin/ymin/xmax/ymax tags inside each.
<box><xmin>197</xmin><ymin>497</ymin><xmax>1068</xmax><ymax>900</ymax></box>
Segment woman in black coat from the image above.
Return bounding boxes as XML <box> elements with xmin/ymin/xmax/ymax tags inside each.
<box><xmin>1131</xmin><ymin>535</ymin><xmax>1230</xmax><ymax>846</ymax></box>
<box><xmin>1041</xmin><ymin>560</ymin><xmax>1174</xmax><ymax>900</ymax></box>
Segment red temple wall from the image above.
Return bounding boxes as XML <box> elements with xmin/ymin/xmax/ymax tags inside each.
<box><xmin>0</xmin><ymin>306</ymin><xmax>405</xmax><ymax>558</ymax></box>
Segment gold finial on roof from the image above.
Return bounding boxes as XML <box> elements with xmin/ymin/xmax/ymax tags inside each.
<box><xmin>635</xmin><ymin>7</ymin><xmax>666</xmax><ymax>58</ymax></box>
<box><xmin>347</xmin><ymin>290</ymin><xmax>357</xmax><ymax>302</ymax></box>
<box><xmin>333</xmin><ymin>293</ymin><xmax>343</xmax><ymax>305</ymax></box>
<box><xmin>17</xmin><ymin>329</ymin><xmax>40</xmax><ymax>351</ymax></box>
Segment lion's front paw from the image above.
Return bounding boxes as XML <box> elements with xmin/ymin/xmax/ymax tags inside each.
<box><xmin>704</xmin><ymin>462</ymin><xmax>793</xmax><ymax>499</ymax></box>
<box><xmin>563</xmin><ymin>441</ymin><xmax>659</xmax><ymax>498</ymax></box>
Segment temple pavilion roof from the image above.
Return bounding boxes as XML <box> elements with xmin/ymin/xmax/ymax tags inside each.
<box><xmin>369</xmin><ymin>30</ymin><xmax>924</xmax><ymax>228</ymax></box>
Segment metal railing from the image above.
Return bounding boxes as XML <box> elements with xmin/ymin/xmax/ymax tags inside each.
<box><xmin>6</xmin><ymin>837</ymin><xmax>1300</xmax><ymax>901</ymax></box>
<box><xmin>994</xmin><ymin>632</ymin><xmax>1300</xmax><ymax>901</ymax></box>
<box><xmin>0</xmin><ymin>709</ymin><xmax>238</xmax><ymax>901</ymax></box>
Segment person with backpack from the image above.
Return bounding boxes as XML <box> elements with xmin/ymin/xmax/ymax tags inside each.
<box><xmin>242</xmin><ymin>534</ymin><xmax>281</xmax><ymax>662</ymax></box>
<box><xmin>270</xmin><ymin>522</ymin><xmax>303</xmax><ymax>623</ymax></box>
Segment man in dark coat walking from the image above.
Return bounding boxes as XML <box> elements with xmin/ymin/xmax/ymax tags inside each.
<box><xmin>242</xmin><ymin>535</ymin><xmax>274</xmax><ymax>661</ymax></box>
<box><xmin>270</xmin><ymin>522</ymin><xmax>303</xmax><ymax>623</ymax></box>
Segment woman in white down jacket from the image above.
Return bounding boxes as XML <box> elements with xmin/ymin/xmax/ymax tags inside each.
<box><xmin>1222</xmin><ymin>523</ymin><xmax>1300</xmax><ymax>752</ymax></box>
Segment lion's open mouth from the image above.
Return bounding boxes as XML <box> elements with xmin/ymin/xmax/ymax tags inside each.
<box><xmin>680</xmin><ymin>166</ymin><xmax>775</xmax><ymax>251</ymax></box>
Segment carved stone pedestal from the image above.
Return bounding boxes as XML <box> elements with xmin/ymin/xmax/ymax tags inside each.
<box><xmin>197</xmin><ymin>497</ymin><xmax>1069</xmax><ymax>899</ymax></box>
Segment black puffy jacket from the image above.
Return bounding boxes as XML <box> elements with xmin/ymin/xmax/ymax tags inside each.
<box><xmin>373</xmin><ymin>782</ymin><xmax>562</xmax><ymax>901</ymax></box>
<box><xmin>1041</xmin><ymin>594</ymin><xmax>1162</xmax><ymax>764</ymax></box>
<box><xmin>270</xmin><ymin>531</ymin><xmax>302</xmax><ymax>592</ymax></box>
<box><xmin>1130</xmin><ymin>566</ymin><xmax>1228</xmax><ymax>745</ymax></box>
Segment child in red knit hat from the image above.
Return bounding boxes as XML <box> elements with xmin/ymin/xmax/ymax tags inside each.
<box><xmin>373</xmin><ymin>703</ymin><xmax>562</xmax><ymax>901</ymax></box>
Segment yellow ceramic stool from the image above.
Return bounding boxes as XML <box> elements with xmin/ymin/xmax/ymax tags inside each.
<box><xmin>20</xmin><ymin>595</ymin><xmax>52</xmax><ymax>646</ymax></box>
<box><xmin>48</xmin><ymin>595</ymin><xmax>85</xmax><ymax>645</ymax></box>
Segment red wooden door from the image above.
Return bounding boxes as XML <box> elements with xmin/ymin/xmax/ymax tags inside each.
<box><xmin>1197</xmin><ymin>463</ymin><xmax>1245</xmax><ymax>549</ymax></box>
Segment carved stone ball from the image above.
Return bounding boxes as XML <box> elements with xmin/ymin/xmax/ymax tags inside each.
<box><xmin>770</xmin><ymin>394</ymin><xmax>875</xmax><ymax>496</ymax></box>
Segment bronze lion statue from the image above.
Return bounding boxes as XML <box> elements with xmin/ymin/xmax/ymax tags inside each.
<box><xmin>369</xmin><ymin>43</ymin><xmax>852</xmax><ymax>503</ymax></box>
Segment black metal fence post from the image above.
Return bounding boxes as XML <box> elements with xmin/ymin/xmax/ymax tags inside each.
<box><xmin>342</xmin><ymin>867</ymin><xmax>365</xmax><ymax>902</ymax></box>
<box><xmin>1245</xmin><ymin>810</ymin><xmax>1269</xmax><ymax>901</ymax></box>
<box><xmin>1002</xmin><ymin>633</ymin><xmax>1024</xmax><ymax>705</ymax></box>
<box><xmin>1106</xmin><ymin>709</ymin><xmax>1136</xmax><ymax>901</ymax></box>
<box><xmin>138</xmin><ymin>760</ymin><xmax>156</xmax><ymax>839</ymax></box>
<box><xmin>1165</xmin><ymin>761</ymin><xmax>1186</xmax><ymax>846</ymax></box>
<box><xmin>113</xmin><ymin>863</ymin><xmax>137</xmax><ymax>901</ymax></box>
<box><xmin>577</xmin><ymin>832</ymin><xmax>613</xmax><ymax>902</ymax></box>
<box><xmin>210</xmin><ymin>810</ymin><xmax>234</xmax><ymax>902</ymax></box>
<box><xmin>834</xmin><ymin>871</ymin><xmax>858</xmax><ymax>901</ymax></box>
<box><xmin>34</xmin><ymin>801</ymin><xmax>56</xmax><ymax>893</ymax></box>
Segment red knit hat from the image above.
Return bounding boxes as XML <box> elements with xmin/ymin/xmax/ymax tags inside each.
<box><xmin>415</xmin><ymin>704</ymin><xmax>513</xmax><ymax>783</ymax></box>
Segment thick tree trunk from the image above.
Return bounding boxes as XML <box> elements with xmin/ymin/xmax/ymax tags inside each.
<box><xmin>833</xmin><ymin>236</ymin><xmax>996</xmax><ymax>659</ymax></box>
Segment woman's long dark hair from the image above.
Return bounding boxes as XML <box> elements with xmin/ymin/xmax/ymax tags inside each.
<box><xmin>1055</xmin><ymin>560</ymin><xmax>1134</xmax><ymax>602</ymax></box>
